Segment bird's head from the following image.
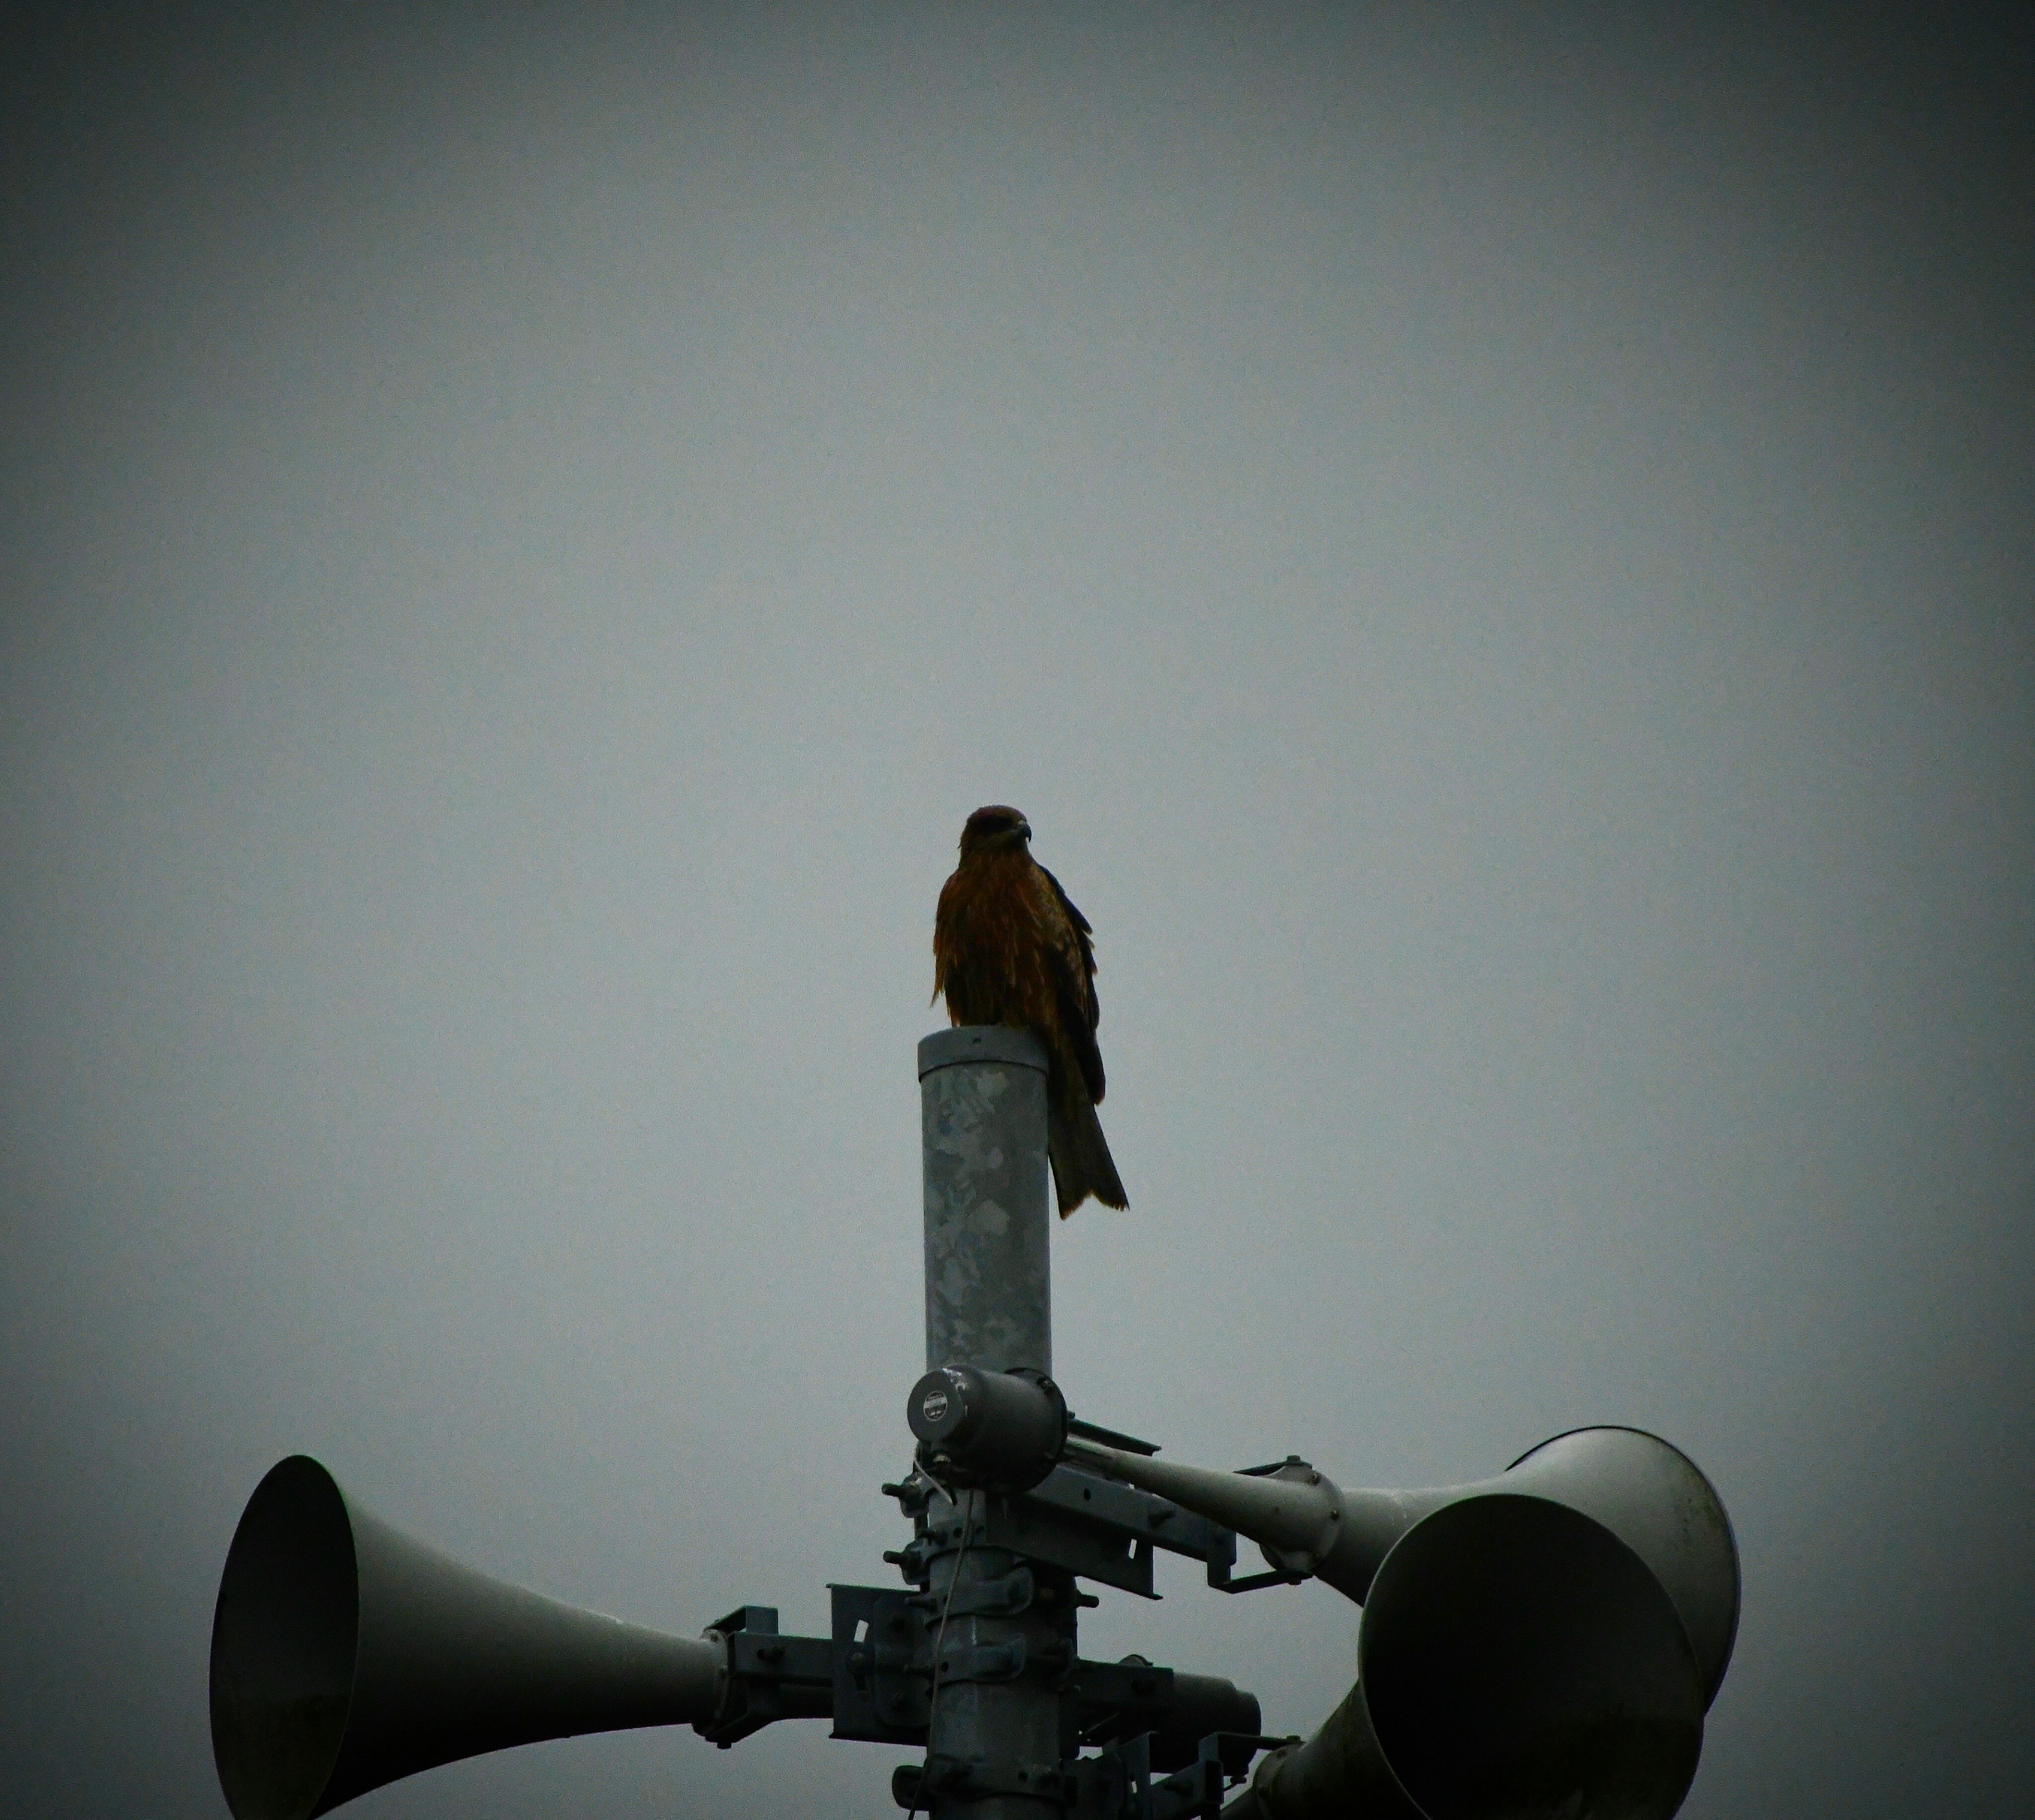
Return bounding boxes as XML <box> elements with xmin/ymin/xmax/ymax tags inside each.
<box><xmin>959</xmin><ymin>805</ymin><xmax>1033</xmax><ymax>856</ymax></box>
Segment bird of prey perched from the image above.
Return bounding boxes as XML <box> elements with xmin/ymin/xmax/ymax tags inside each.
<box><xmin>933</xmin><ymin>805</ymin><xmax>1129</xmax><ymax>1217</ymax></box>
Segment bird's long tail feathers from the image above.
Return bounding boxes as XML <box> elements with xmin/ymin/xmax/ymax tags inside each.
<box><xmin>1047</xmin><ymin>1090</ymin><xmax>1128</xmax><ymax>1218</ymax></box>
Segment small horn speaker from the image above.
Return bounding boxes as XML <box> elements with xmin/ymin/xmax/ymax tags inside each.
<box><xmin>209</xmin><ymin>1457</ymin><xmax>722</xmax><ymax>1820</ymax></box>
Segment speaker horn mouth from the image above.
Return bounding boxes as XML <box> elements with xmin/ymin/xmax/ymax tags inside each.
<box><xmin>1360</xmin><ymin>1494</ymin><xmax>1705</xmax><ymax>1820</ymax></box>
<box><xmin>210</xmin><ymin>1458</ymin><xmax>359</xmax><ymax>1820</ymax></box>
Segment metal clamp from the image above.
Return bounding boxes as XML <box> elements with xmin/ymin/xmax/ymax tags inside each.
<box><xmin>696</xmin><ymin>1607</ymin><xmax>835</xmax><ymax>1747</ymax></box>
<box><xmin>936</xmin><ymin>1633</ymin><xmax>1029</xmax><ymax>1685</ymax></box>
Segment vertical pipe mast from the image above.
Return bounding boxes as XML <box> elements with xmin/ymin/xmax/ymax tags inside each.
<box><xmin>917</xmin><ymin>1028</ymin><xmax>1067</xmax><ymax>1819</ymax></box>
<box><xmin>919</xmin><ymin>1027</ymin><xmax>1053</xmax><ymax>1377</ymax></box>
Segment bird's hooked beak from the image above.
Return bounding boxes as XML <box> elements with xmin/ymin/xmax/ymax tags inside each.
<box><xmin>981</xmin><ymin>819</ymin><xmax>1030</xmax><ymax>853</ymax></box>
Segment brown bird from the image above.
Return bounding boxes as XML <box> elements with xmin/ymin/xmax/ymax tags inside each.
<box><xmin>933</xmin><ymin>806</ymin><xmax>1128</xmax><ymax>1216</ymax></box>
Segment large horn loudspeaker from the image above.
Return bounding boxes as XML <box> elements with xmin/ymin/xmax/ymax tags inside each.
<box><xmin>1064</xmin><ymin>1425</ymin><xmax>1739</xmax><ymax>1820</ymax></box>
<box><xmin>209</xmin><ymin>1456</ymin><xmax>721</xmax><ymax>1820</ymax></box>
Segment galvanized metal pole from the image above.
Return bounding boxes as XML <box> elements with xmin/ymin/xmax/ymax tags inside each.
<box><xmin>919</xmin><ymin>1027</ymin><xmax>1053</xmax><ymax>1377</ymax></box>
<box><xmin>917</xmin><ymin>1027</ymin><xmax>1069</xmax><ymax>1819</ymax></box>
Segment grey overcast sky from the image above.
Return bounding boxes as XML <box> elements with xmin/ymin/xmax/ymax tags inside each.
<box><xmin>3</xmin><ymin>5</ymin><xmax>2030</xmax><ymax>1818</ymax></box>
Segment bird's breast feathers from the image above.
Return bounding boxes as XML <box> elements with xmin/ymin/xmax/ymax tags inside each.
<box><xmin>935</xmin><ymin>853</ymin><xmax>1066</xmax><ymax>1022</ymax></box>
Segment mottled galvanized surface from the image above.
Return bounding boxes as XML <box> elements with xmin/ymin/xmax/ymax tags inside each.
<box><xmin>918</xmin><ymin>1027</ymin><xmax>1051</xmax><ymax>1376</ymax></box>
<box><xmin>917</xmin><ymin>1031</ymin><xmax>1059</xmax><ymax>1820</ymax></box>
